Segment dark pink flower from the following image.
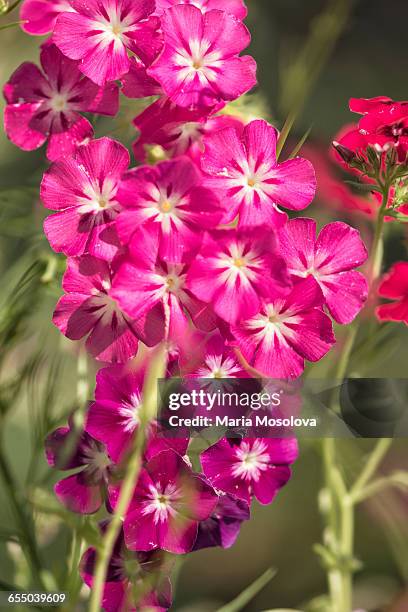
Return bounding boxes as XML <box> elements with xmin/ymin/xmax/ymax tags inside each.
<box><xmin>45</xmin><ymin>425</ymin><xmax>113</xmax><ymax>514</ymax></box>
<box><xmin>187</xmin><ymin>229</ymin><xmax>291</xmax><ymax>324</ymax></box>
<box><xmin>201</xmin><ymin>119</ymin><xmax>316</xmax><ymax>228</ymax></box>
<box><xmin>183</xmin><ymin>332</ymin><xmax>248</xmax><ymax>378</ymax></box>
<box><xmin>20</xmin><ymin>0</ymin><xmax>74</xmax><ymax>36</ymax></box>
<box><xmin>154</xmin><ymin>0</ymin><xmax>248</xmax><ymax>20</ymax></box>
<box><xmin>53</xmin><ymin>255</ymin><xmax>163</xmax><ymax>363</ymax></box>
<box><xmin>192</xmin><ymin>492</ymin><xmax>250</xmax><ymax>551</ymax></box>
<box><xmin>132</xmin><ymin>96</ymin><xmax>244</xmax><ymax>163</ymax></box>
<box><xmin>148</xmin><ymin>5</ymin><xmax>256</xmax><ymax>109</ymax></box>
<box><xmin>201</xmin><ymin>437</ymin><xmax>298</xmax><ymax>505</ymax></box>
<box><xmin>111</xmin><ymin>226</ymin><xmax>216</xmax><ymax>342</ymax></box>
<box><xmin>120</xmin><ymin>57</ymin><xmax>163</xmax><ymax>99</ymax></box>
<box><xmin>376</xmin><ymin>262</ymin><xmax>408</xmax><ymax>325</ymax></box>
<box><xmin>116</xmin><ymin>157</ymin><xmax>223</xmax><ymax>263</ymax></box>
<box><xmin>41</xmin><ymin>137</ymin><xmax>128</xmax><ymax>259</ymax></box>
<box><xmin>53</xmin><ymin>0</ymin><xmax>162</xmax><ymax>86</ymax></box>
<box><xmin>86</xmin><ymin>364</ymin><xmax>189</xmax><ymax>463</ymax></box>
<box><xmin>81</xmin><ymin>524</ymin><xmax>172</xmax><ymax>611</ymax></box>
<box><xmin>230</xmin><ymin>277</ymin><xmax>335</xmax><ymax>379</ymax></box>
<box><xmin>278</xmin><ymin>218</ymin><xmax>368</xmax><ymax>324</ymax></box>
<box><xmin>3</xmin><ymin>44</ymin><xmax>118</xmax><ymax>162</ymax></box>
<box><xmin>119</xmin><ymin>450</ymin><xmax>218</xmax><ymax>554</ymax></box>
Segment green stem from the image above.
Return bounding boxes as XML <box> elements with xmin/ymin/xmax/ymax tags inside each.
<box><xmin>0</xmin><ymin>444</ymin><xmax>45</xmax><ymax>589</ymax></box>
<box><xmin>349</xmin><ymin>439</ymin><xmax>392</xmax><ymax>500</ymax></box>
<box><xmin>88</xmin><ymin>347</ymin><xmax>166</xmax><ymax>612</ymax></box>
<box><xmin>370</xmin><ymin>188</ymin><xmax>389</xmax><ymax>283</ymax></box>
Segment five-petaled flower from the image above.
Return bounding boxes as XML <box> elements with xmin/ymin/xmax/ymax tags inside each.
<box><xmin>53</xmin><ymin>0</ymin><xmax>162</xmax><ymax>86</ymax></box>
<box><xmin>116</xmin><ymin>156</ymin><xmax>223</xmax><ymax>262</ymax></box>
<box><xmin>117</xmin><ymin>449</ymin><xmax>219</xmax><ymax>554</ymax></box>
<box><xmin>187</xmin><ymin>228</ymin><xmax>290</xmax><ymax>324</ymax></box>
<box><xmin>230</xmin><ymin>277</ymin><xmax>335</xmax><ymax>379</ymax></box>
<box><xmin>52</xmin><ymin>255</ymin><xmax>163</xmax><ymax>363</ymax></box>
<box><xmin>201</xmin><ymin>119</ymin><xmax>316</xmax><ymax>228</ymax></box>
<box><xmin>45</xmin><ymin>424</ymin><xmax>114</xmax><ymax>514</ymax></box>
<box><xmin>41</xmin><ymin>137</ymin><xmax>128</xmax><ymax>259</ymax></box>
<box><xmin>148</xmin><ymin>5</ymin><xmax>257</xmax><ymax>109</ymax></box>
<box><xmin>278</xmin><ymin>218</ymin><xmax>368</xmax><ymax>324</ymax></box>
<box><xmin>201</xmin><ymin>437</ymin><xmax>298</xmax><ymax>505</ymax></box>
<box><xmin>80</xmin><ymin>523</ymin><xmax>173</xmax><ymax>612</ymax></box>
<box><xmin>3</xmin><ymin>44</ymin><xmax>118</xmax><ymax>161</ymax></box>
<box><xmin>86</xmin><ymin>364</ymin><xmax>189</xmax><ymax>463</ymax></box>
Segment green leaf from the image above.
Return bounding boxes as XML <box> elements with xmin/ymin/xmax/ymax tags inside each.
<box><xmin>288</xmin><ymin>126</ymin><xmax>313</xmax><ymax>159</ymax></box>
<box><xmin>216</xmin><ymin>568</ymin><xmax>276</xmax><ymax>612</ymax></box>
<box><xmin>0</xmin><ymin>19</ymin><xmax>23</xmax><ymax>30</ymax></box>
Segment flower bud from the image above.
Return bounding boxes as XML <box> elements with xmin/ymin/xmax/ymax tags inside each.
<box><xmin>332</xmin><ymin>140</ymin><xmax>356</xmax><ymax>164</ymax></box>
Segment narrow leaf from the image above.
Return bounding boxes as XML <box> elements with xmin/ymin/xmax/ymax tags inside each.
<box><xmin>216</xmin><ymin>568</ymin><xmax>276</xmax><ymax>612</ymax></box>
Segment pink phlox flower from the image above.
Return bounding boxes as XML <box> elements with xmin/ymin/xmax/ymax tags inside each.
<box><xmin>3</xmin><ymin>44</ymin><xmax>118</xmax><ymax>162</ymax></box>
<box><xmin>192</xmin><ymin>492</ymin><xmax>250</xmax><ymax>551</ymax></box>
<box><xmin>116</xmin><ymin>156</ymin><xmax>224</xmax><ymax>263</ymax></box>
<box><xmin>185</xmin><ymin>332</ymin><xmax>248</xmax><ymax>379</ymax></box>
<box><xmin>376</xmin><ymin>262</ymin><xmax>408</xmax><ymax>325</ymax></box>
<box><xmin>229</xmin><ymin>276</ymin><xmax>336</xmax><ymax>379</ymax></box>
<box><xmin>80</xmin><ymin>524</ymin><xmax>173</xmax><ymax>611</ymax></box>
<box><xmin>187</xmin><ymin>228</ymin><xmax>291</xmax><ymax>324</ymax></box>
<box><xmin>120</xmin><ymin>56</ymin><xmax>163</xmax><ymax>99</ymax></box>
<box><xmin>20</xmin><ymin>0</ymin><xmax>74</xmax><ymax>36</ymax></box>
<box><xmin>86</xmin><ymin>364</ymin><xmax>189</xmax><ymax>463</ymax></box>
<box><xmin>53</xmin><ymin>0</ymin><xmax>162</xmax><ymax>86</ymax></box>
<box><xmin>201</xmin><ymin>437</ymin><xmax>298</xmax><ymax>505</ymax></box>
<box><xmin>278</xmin><ymin>218</ymin><xmax>368</xmax><ymax>324</ymax></box>
<box><xmin>41</xmin><ymin>137</ymin><xmax>128</xmax><ymax>259</ymax></box>
<box><xmin>132</xmin><ymin>96</ymin><xmax>244</xmax><ymax>163</ymax></box>
<box><xmin>45</xmin><ymin>424</ymin><xmax>114</xmax><ymax>514</ymax></box>
<box><xmin>111</xmin><ymin>225</ymin><xmax>217</xmax><ymax>343</ymax></box>
<box><xmin>52</xmin><ymin>254</ymin><xmax>164</xmax><ymax>363</ymax></box>
<box><xmin>154</xmin><ymin>0</ymin><xmax>247</xmax><ymax>20</ymax></box>
<box><xmin>201</xmin><ymin>119</ymin><xmax>316</xmax><ymax>228</ymax></box>
<box><xmin>115</xmin><ymin>450</ymin><xmax>219</xmax><ymax>554</ymax></box>
<box><xmin>148</xmin><ymin>5</ymin><xmax>257</xmax><ymax>109</ymax></box>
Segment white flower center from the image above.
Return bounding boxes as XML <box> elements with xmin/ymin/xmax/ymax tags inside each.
<box><xmin>142</xmin><ymin>483</ymin><xmax>182</xmax><ymax>524</ymax></box>
<box><xmin>232</xmin><ymin>440</ymin><xmax>270</xmax><ymax>482</ymax></box>
<box><xmin>77</xmin><ymin>178</ymin><xmax>119</xmax><ymax>215</ymax></box>
<box><xmin>50</xmin><ymin>93</ymin><xmax>69</xmax><ymax>112</ymax></box>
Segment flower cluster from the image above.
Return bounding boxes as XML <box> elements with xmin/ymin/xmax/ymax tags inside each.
<box><xmin>4</xmin><ymin>1</ymin><xmax>370</xmax><ymax>610</ymax></box>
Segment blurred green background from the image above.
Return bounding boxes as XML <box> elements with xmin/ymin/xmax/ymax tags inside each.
<box><xmin>0</xmin><ymin>0</ymin><xmax>408</xmax><ymax>610</ymax></box>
